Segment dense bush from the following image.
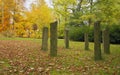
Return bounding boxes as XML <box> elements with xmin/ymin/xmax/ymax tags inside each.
<box><xmin>58</xmin><ymin>23</ymin><xmax>65</xmax><ymax>39</ymax></box>
<box><xmin>69</xmin><ymin>25</ymin><xmax>120</xmax><ymax>44</ymax></box>
<box><xmin>1</xmin><ymin>30</ymin><xmax>14</xmax><ymax>38</ymax></box>
<box><xmin>69</xmin><ymin>27</ymin><xmax>84</xmax><ymax>41</ymax></box>
<box><xmin>109</xmin><ymin>25</ymin><xmax>120</xmax><ymax>44</ymax></box>
<box><xmin>58</xmin><ymin>28</ymin><xmax>64</xmax><ymax>39</ymax></box>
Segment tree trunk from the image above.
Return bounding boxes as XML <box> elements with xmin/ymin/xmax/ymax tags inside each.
<box><xmin>12</xmin><ymin>11</ymin><xmax>15</xmax><ymax>30</ymax></box>
<box><xmin>94</xmin><ymin>21</ymin><xmax>102</xmax><ymax>60</ymax></box>
<box><xmin>84</xmin><ymin>32</ymin><xmax>89</xmax><ymax>50</ymax></box>
<box><xmin>65</xmin><ymin>29</ymin><xmax>69</xmax><ymax>48</ymax></box>
<box><xmin>41</xmin><ymin>27</ymin><xmax>48</xmax><ymax>51</ymax></box>
<box><xmin>2</xmin><ymin>0</ymin><xmax>4</xmax><ymax>26</ymax></box>
<box><xmin>102</xmin><ymin>26</ymin><xmax>110</xmax><ymax>54</ymax></box>
<box><xmin>27</xmin><ymin>30</ymin><xmax>30</xmax><ymax>38</ymax></box>
<box><xmin>50</xmin><ymin>21</ymin><xmax>58</xmax><ymax>57</ymax></box>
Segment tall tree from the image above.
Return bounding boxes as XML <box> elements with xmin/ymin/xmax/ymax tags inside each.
<box><xmin>52</xmin><ymin>0</ymin><xmax>76</xmax><ymax>48</ymax></box>
<box><xmin>0</xmin><ymin>0</ymin><xmax>26</xmax><ymax>32</ymax></box>
<box><xmin>26</xmin><ymin>0</ymin><xmax>53</xmax><ymax>51</ymax></box>
<box><xmin>93</xmin><ymin>0</ymin><xmax>120</xmax><ymax>55</ymax></box>
<box><xmin>0</xmin><ymin>0</ymin><xmax>10</xmax><ymax>31</ymax></box>
<box><xmin>69</xmin><ymin>0</ymin><xmax>94</xmax><ymax>50</ymax></box>
<box><xmin>84</xmin><ymin>0</ymin><xmax>93</xmax><ymax>50</ymax></box>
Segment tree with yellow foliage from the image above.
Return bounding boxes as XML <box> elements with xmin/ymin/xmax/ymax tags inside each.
<box><xmin>0</xmin><ymin>0</ymin><xmax>26</xmax><ymax>36</ymax></box>
<box><xmin>26</xmin><ymin>0</ymin><xmax>53</xmax><ymax>51</ymax></box>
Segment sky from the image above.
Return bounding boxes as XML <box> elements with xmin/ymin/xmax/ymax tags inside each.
<box><xmin>25</xmin><ymin>0</ymin><xmax>52</xmax><ymax>10</ymax></box>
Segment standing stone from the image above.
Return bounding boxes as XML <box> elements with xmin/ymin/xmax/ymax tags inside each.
<box><xmin>84</xmin><ymin>32</ymin><xmax>89</xmax><ymax>50</ymax></box>
<box><xmin>41</xmin><ymin>27</ymin><xmax>48</xmax><ymax>51</ymax></box>
<box><xmin>65</xmin><ymin>28</ymin><xmax>69</xmax><ymax>48</ymax></box>
<box><xmin>50</xmin><ymin>21</ymin><xmax>58</xmax><ymax>57</ymax></box>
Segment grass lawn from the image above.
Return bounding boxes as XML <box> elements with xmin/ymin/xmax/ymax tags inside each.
<box><xmin>0</xmin><ymin>37</ymin><xmax>120</xmax><ymax>75</ymax></box>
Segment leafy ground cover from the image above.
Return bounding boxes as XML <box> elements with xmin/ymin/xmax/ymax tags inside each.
<box><xmin>0</xmin><ymin>38</ymin><xmax>120</xmax><ymax>75</ymax></box>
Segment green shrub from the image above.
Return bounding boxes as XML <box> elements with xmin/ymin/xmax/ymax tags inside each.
<box><xmin>69</xmin><ymin>25</ymin><xmax>120</xmax><ymax>44</ymax></box>
<box><xmin>58</xmin><ymin>23</ymin><xmax>65</xmax><ymax>39</ymax></box>
<box><xmin>88</xmin><ymin>27</ymin><xmax>94</xmax><ymax>42</ymax></box>
<box><xmin>58</xmin><ymin>28</ymin><xmax>64</xmax><ymax>39</ymax></box>
<box><xmin>109</xmin><ymin>25</ymin><xmax>120</xmax><ymax>44</ymax></box>
<box><xmin>69</xmin><ymin>27</ymin><xmax>84</xmax><ymax>41</ymax></box>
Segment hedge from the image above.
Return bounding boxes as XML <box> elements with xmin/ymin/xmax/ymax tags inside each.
<box><xmin>68</xmin><ymin>25</ymin><xmax>120</xmax><ymax>44</ymax></box>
